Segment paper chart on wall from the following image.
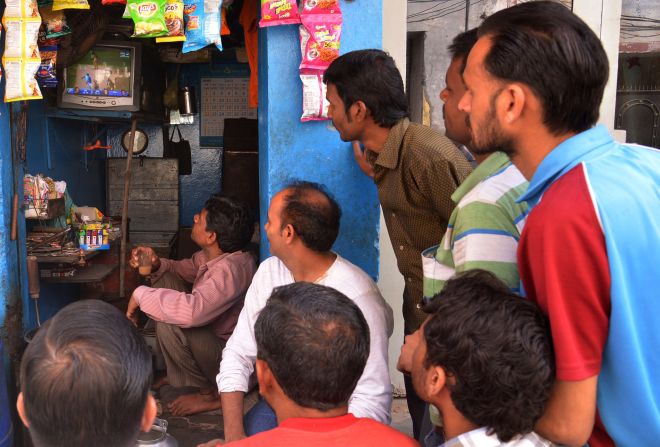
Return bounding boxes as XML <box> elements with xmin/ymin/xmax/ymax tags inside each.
<box><xmin>200</xmin><ymin>77</ymin><xmax>257</xmax><ymax>147</ymax></box>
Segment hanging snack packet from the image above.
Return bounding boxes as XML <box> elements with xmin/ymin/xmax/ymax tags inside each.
<box><xmin>259</xmin><ymin>0</ymin><xmax>300</xmax><ymax>27</ymax></box>
<box><xmin>52</xmin><ymin>0</ymin><xmax>89</xmax><ymax>11</ymax></box>
<box><xmin>39</xmin><ymin>4</ymin><xmax>72</xmax><ymax>38</ymax></box>
<box><xmin>3</xmin><ymin>17</ymin><xmax>41</xmax><ymax>59</ymax></box>
<box><xmin>128</xmin><ymin>0</ymin><xmax>168</xmax><ymax>38</ymax></box>
<box><xmin>300</xmin><ymin>0</ymin><xmax>341</xmax><ymax>15</ymax></box>
<box><xmin>182</xmin><ymin>0</ymin><xmax>222</xmax><ymax>53</ymax></box>
<box><xmin>156</xmin><ymin>0</ymin><xmax>186</xmax><ymax>42</ymax></box>
<box><xmin>299</xmin><ymin>14</ymin><xmax>341</xmax><ymax>70</ymax></box>
<box><xmin>4</xmin><ymin>58</ymin><xmax>42</xmax><ymax>102</ymax></box>
<box><xmin>37</xmin><ymin>44</ymin><xmax>58</xmax><ymax>88</ymax></box>
<box><xmin>102</xmin><ymin>0</ymin><xmax>126</xmax><ymax>5</ymax></box>
<box><xmin>300</xmin><ymin>69</ymin><xmax>329</xmax><ymax>122</ymax></box>
<box><xmin>220</xmin><ymin>6</ymin><xmax>230</xmax><ymax>35</ymax></box>
<box><xmin>5</xmin><ymin>0</ymin><xmax>40</xmax><ymax>18</ymax></box>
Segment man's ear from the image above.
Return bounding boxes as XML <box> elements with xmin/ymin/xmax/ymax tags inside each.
<box><xmin>140</xmin><ymin>394</ymin><xmax>158</xmax><ymax>432</ymax></box>
<box><xmin>16</xmin><ymin>392</ymin><xmax>29</xmax><ymax>428</ymax></box>
<box><xmin>499</xmin><ymin>83</ymin><xmax>526</xmax><ymax>124</ymax></box>
<box><xmin>282</xmin><ymin>223</ymin><xmax>295</xmax><ymax>244</ymax></box>
<box><xmin>352</xmin><ymin>100</ymin><xmax>368</xmax><ymax>122</ymax></box>
<box><xmin>256</xmin><ymin>359</ymin><xmax>273</xmax><ymax>396</ymax></box>
<box><xmin>424</xmin><ymin>366</ymin><xmax>448</xmax><ymax>398</ymax></box>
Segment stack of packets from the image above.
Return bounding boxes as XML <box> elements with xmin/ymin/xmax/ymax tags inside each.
<box><xmin>2</xmin><ymin>0</ymin><xmax>43</xmax><ymax>102</ymax></box>
<box><xmin>36</xmin><ymin>0</ymin><xmax>74</xmax><ymax>90</ymax></box>
<box><xmin>125</xmin><ymin>0</ymin><xmax>231</xmax><ymax>53</ymax></box>
<box><xmin>23</xmin><ymin>173</ymin><xmax>66</xmax><ymax>218</ymax></box>
<box><xmin>259</xmin><ymin>0</ymin><xmax>343</xmax><ymax>122</ymax></box>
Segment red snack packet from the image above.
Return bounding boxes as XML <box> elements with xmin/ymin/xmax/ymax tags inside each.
<box><xmin>299</xmin><ymin>14</ymin><xmax>341</xmax><ymax>70</ymax></box>
<box><xmin>221</xmin><ymin>7</ymin><xmax>230</xmax><ymax>35</ymax></box>
<box><xmin>300</xmin><ymin>0</ymin><xmax>340</xmax><ymax>15</ymax></box>
<box><xmin>259</xmin><ymin>0</ymin><xmax>300</xmax><ymax>27</ymax></box>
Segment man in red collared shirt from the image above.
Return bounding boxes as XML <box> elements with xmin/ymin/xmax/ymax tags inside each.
<box><xmin>126</xmin><ymin>194</ymin><xmax>257</xmax><ymax>416</ymax></box>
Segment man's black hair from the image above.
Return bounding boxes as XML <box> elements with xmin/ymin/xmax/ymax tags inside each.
<box><xmin>323</xmin><ymin>49</ymin><xmax>409</xmax><ymax>128</ymax></box>
<box><xmin>448</xmin><ymin>28</ymin><xmax>479</xmax><ymax>73</ymax></box>
<box><xmin>423</xmin><ymin>270</ymin><xmax>554</xmax><ymax>442</ymax></box>
<box><xmin>280</xmin><ymin>181</ymin><xmax>341</xmax><ymax>253</ymax></box>
<box><xmin>204</xmin><ymin>194</ymin><xmax>254</xmax><ymax>253</ymax></box>
<box><xmin>255</xmin><ymin>282</ymin><xmax>370</xmax><ymax>411</ymax></box>
<box><xmin>20</xmin><ymin>300</ymin><xmax>152</xmax><ymax>447</ymax></box>
<box><xmin>478</xmin><ymin>0</ymin><xmax>609</xmax><ymax>134</ymax></box>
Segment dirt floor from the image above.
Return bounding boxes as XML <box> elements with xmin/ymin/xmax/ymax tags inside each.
<box><xmin>152</xmin><ymin>388</ymin><xmax>413</xmax><ymax>447</ymax></box>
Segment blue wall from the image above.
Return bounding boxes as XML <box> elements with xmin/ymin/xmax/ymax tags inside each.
<box><xmin>258</xmin><ymin>0</ymin><xmax>382</xmax><ymax>279</ymax></box>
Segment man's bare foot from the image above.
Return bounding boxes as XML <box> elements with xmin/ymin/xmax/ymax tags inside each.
<box><xmin>168</xmin><ymin>391</ymin><xmax>221</xmax><ymax>416</ymax></box>
<box><xmin>152</xmin><ymin>375</ymin><xmax>169</xmax><ymax>390</ymax></box>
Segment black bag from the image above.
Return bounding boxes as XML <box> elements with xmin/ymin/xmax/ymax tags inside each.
<box><xmin>164</xmin><ymin>125</ymin><xmax>192</xmax><ymax>175</ymax></box>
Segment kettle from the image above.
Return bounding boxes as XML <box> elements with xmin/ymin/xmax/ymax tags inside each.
<box><xmin>136</xmin><ymin>418</ymin><xmax>179</xmax><ymax>447</ymax></box>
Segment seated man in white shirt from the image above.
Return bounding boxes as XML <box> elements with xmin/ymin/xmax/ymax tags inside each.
<box><xmin>399</xmin><ymin>270</ymin><xmax>554</xmax><ymax>447</ymax></box>
<box><xmin>216</xmin><ymin>181</ymin><xmax>394</xmax><ymax>443</ymax></box>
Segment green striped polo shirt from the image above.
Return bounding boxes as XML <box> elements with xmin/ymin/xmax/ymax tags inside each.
<box><xmin>422</xmin><ymin>152</ymin><xmax>529</xmax><ymax>300</ymax></box>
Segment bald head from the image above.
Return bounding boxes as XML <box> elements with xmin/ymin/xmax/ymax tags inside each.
<box><xmin>279</xmin><ymin>181</ymin><xmax>342</xmax><ymax>252</ymax></box>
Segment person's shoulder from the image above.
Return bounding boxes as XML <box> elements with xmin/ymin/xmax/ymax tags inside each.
<box><xmin>354</xmin><ymin>418</ymin><xmax>419</xmax><ymax>445</ymax></box>
<box><xmin>326</xmin><ymin>256</ymin><xmax>379</xmax><ymax>293</ymax></box>
<box><xmin>462</xmin><ymin>162</ymin><xmax>527</xmax><ymax>206</ymax></box>
<box><xmin>404</xmin><ymin>123</ymin><xmax>470</xmax><ymax>167</ymax></box>
<box><xmin>250</xmin><ymin>256</ymin><xmax>292</xmax><ymax>289</ymax></box>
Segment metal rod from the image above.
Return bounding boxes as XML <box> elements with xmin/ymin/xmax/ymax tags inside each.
<box><xmin>119</xmin><ymin>117</ymin><xmax>138</xmax><ymax>297</ymax></box>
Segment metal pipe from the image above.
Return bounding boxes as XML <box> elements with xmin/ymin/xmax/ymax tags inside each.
<box><xmin>119</xmin><ymin>118</ymin><xmax>139</xmax><ymax>297</ymax></box>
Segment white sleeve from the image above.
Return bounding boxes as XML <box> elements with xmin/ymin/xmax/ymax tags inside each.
<box><xmin>216</xmin><ymin>274</ymin><xmax>263</xmax><ymax>393</ymax></box>
<box><xmin>348</xmin><ymin>287</ymin><xmax>394</xmax><ymax>424</ymax></box>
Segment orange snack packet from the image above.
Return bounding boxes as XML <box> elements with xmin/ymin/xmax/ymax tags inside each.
<box><xmin>299</xmin><ymin>14</ymin><xmax>341</xmax><ymax>70</ymax></box>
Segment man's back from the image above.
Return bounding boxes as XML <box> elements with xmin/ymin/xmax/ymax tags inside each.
<box><xmin>518</xmin><ymin>126</ymin><xmax>660</xmax><ymax>445</ymax></box>
<box><xmin>219</xmin><ymin>255</ymin><xmax>394</xmax><ymax>423</ymax></box>
<box><xmin>225</xmin><ymin>414</ymin><xmax>418</xmax><ymax>447</ymax></box>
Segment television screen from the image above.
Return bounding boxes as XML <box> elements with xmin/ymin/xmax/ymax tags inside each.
<box><xmin>58</xmin><ymin>42</ymin><xmax>142</xmax><ymax>111</ymax></box>
<box><xmin>65</xmin><ymin>47</ymin><xmax>133</xmax><ymax>98</ymax></box>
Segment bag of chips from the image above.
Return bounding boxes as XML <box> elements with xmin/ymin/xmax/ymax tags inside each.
<box><xmin>39</xmin><ymin>4</ymin><xmax>71</xmax><ymax>38</ymax></box>
<box><xmin>259</xmin><ymin>0</ymin><xmax>300</xmax><ymax>27</ymax></box>
<box><xmin>37</xmin><ymin>44</ymin><xmax>57</xmax><ymax>88</ymax></box>
<box><xmin>300</xmin><ymin>0</ymin><xmax>340</xmax><ymax>15</ymax></box>
<box><xmin>182</xmin><ymin>0</ymin><xmax>222</xmax><ymax>53</ymax></box>
<box><xmin>156</xmin><ymin>0</ymin><xmax>186</xmax><ymax>42</ymax></box>
<box><xmin>220</xmin><ymin>6</ymin><xmax>230</xmax><ymax>35</ymax></box>
<box><xmin>299</xmin><ymin>14</ymin><xmax>341</xmax><ymax>70</ymax></box>
<box><xmin>300</xmin><ymin>69</ymin><xmax>329</xmax><ymax>122</ymax></box>
<box><xmin>128</xmin><ymin>0</ymin><xmax>168</xmax><ymax>38</ymax></box>
<box><xmin>102</xmin><ymin>0</ymin><xmax>126</xmax><ymax>6</ymax></box>
<box><xmin>5</xmin><ymin>0</ymin><xmax>40</xmax><ymax>18</ymax></box>
<box><xmin>52</xmin><ymin>0</ymin><xmax>89</xmax><ymax>11</ymax></box>
<box><xmin>4</xmin><ymin>58</ymin><xmax>42</xmax><ymax>102</ymax></box>
<box><xmin>2</xmin><ymin>17</ymin><xmax>41</xmax><ymax>58</ymax></box>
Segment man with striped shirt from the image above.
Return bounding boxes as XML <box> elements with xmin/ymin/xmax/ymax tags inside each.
<box><xmin>422</xmin><ymin>29</ymin><xmax>528</xmax><ymax>301</ymax></box>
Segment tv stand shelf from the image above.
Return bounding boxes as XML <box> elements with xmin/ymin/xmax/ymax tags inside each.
<box><xmin>44</xmin><ymin>107</ymin><xmax>163</xmax><ymax>124</ymax></box>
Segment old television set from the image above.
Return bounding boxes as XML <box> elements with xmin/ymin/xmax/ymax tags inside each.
<box><xmin>57</xmin><ymin>40</ymin><xmax>164</xmax><ymax>115</ymax></box>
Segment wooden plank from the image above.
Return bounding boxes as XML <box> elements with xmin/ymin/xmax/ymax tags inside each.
<box><xmin>107</xmin><ymin>201</ymin><xmax>179</xmax><ymax>231</ymax></box>
<box><xmin>107</xmin><ymin>186</ymin><xmax>178</xmax><ymax>202</ymax></box>
<box><xmin>107</xmin><ymin>159</ymin><xmax>179</xmax><ymax>188</ymax></box>
<box><xmin>42</xmin><ymin>264</ymin><xmax>116</xmax><ymax>283</ymax></box>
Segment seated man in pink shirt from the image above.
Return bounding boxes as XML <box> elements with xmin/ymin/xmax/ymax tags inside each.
<box><xmin>126</xmin><ymin>194</ymin><xmax>257</xmax><ymax>416</ymax></box>
<box><xmin>204</xmin><ymin>282</ymin><xmax>416</xmax><ymax>447</ymax></box>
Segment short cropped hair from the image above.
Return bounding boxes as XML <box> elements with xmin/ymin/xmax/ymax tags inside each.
<box><xmin>423</xmin><ymin>270</ymin><xmax>554</xmax><ymax>442</ymax></box>
<box><xmin>448</xmin><ymin>28</ymin><xmax>478</xmax><ymax>73</ymax></box>
<box><xmin>204</xmin><ymin>194</ymin><xmax>254</xmax><ymax>253</ymax></box>
<box><xmin>20</xmin><ymin>300</ymin><xmax>152</xmax><ymax>447</ymax></box>
<box><xmin>280</xmin><ymin>181</ymin><xmax>341</xmax><ymax>252</ymax></box>
<box><xmin>324</xmin><ymin>49</ymin><xmax>409</xmax><ymax>128</ymax></box>
<box><xmin>255</xmin><ymin>282</ymin><xmax>370</xmax><ymax>411</ymax></box>
<box><xmin>478</xmin><ymin>0</ymin><xmax>609</xmax><ymax>134</ymax></box>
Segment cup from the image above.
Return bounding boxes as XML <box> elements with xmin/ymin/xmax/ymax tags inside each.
<box><xmin>138</xmin><ymin>251</ymin><xmax>152</xmax><ymax>277</ymax></box>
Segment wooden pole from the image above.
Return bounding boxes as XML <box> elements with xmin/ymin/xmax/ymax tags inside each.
<box><xmin>119</xmin><ymin>117</ymin><xmax>138</xmax><ymax>297</ymax></box>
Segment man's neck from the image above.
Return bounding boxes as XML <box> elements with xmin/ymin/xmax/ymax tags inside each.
<box><xmin>202</xmin><ymin>244</ymin><xmax>224</xmax><ymax>262</ymax></box>
<box><xmin>434</xmin><ymin>398</ymin><xmax>479</xmax><ymax>442</ymax></box>
<box><xmin>283</xmin><ymin>250</ymin><xmax>337</xmax><ymax>283</ymax></box>
<box><xmin>361</xmin><ymin>122</ymin><xmax>393</xmax><ymax>154</ymax></box>
<box><xmin>510</xmin><ymin>128</ymin><xmax>577</xmax><ymax>180</ymax></box>
<box><xmin>275</xmin><ymin>401</ymin><xmax>348</xmax><ymax>424</ymax></box>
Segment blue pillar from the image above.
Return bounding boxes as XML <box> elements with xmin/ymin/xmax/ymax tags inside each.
<box><xmin>258</xmin><ymin>0</ymin><xmax>382</xmax><ymax>279</ymax></box>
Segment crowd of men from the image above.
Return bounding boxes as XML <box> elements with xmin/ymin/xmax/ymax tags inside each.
<box><xmin>16</xmin><ymin>2</ymin><xmax>659</xmax><ymax>447</ymax></box>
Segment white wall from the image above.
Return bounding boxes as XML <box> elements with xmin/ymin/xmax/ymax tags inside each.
<box><xmin>382</xmin><ymin>0</ymin><xmax>408</xmax><ymax>396</ymax></box>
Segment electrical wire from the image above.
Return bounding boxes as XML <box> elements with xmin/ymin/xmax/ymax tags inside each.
<box><xmin>408</xmin><ymin>0</ymin><xmax>484</xmax><ymax>24</ymax></box>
